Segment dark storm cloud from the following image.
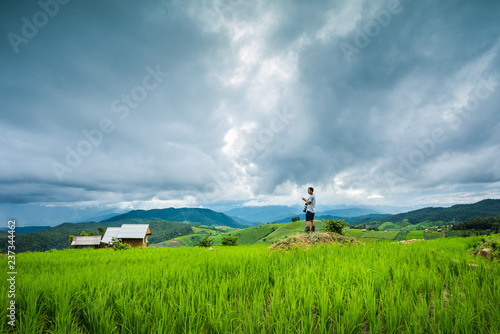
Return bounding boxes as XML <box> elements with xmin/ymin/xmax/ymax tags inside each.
<box><xmin>1</xmin><ymin>0</ymin><xmax>499</xmax><ymax>212</ymax></box>
<box><xmin>1</xmin><ymin>0</ymin><xmax>229</xmax><ymax>205</ymax></box>
<box><xmin>229</xmin><ymin>0</ymin><xmax>500</xmax><ymax>201</ymax></box>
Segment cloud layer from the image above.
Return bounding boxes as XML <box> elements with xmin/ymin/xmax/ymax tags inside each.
<box><xmin>1</xmin><ymin>0</ymin><xmax>500</xmax><ymax>212</ymax></box>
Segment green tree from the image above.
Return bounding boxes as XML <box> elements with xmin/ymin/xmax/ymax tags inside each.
<box><xmin>80</xmin><ymin>230</ymin><xmax>99</xmax><ymax>236</ymax></box>
<box><xmin>324</xmin><ymin>219</ymin><xmax>348</xmax><ymax>235</ymax></box>
<box><xmin>97</xmin><ymin>226</ymin><xmax>105</xmax><ymax>236</ymax></box>
<box><xmin>69</xmin><ymin>235</ymin><xmax>74</xmax><ymax>243</ymax></box>
<box><xmin>221</xmin><ymin>236</ymin><xmax>238</xmax><ymax>246</ymax></box>
<box><xmin>196</xmin><ymin>235</ymin><xmax>213</xmax><ymax>247</ymax></box>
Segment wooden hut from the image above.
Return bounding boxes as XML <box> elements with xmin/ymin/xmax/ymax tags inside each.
<box><xmin>117</xmin><ymin>224</ymin><xmax>151</xmax><ymax>248</ymax></box>
<box><xmin>71</xmin><ymin>236</ymin><xmax>101</xmax><ymax>249</ymax></box>
<box><xmin>101</xmin><ymin>227</ymin><xmax>121</xmax><ymax>245</ymax></box>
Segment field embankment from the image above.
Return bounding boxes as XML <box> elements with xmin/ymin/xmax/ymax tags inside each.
<box><xmin>3</xmin><ymin>236</ymin><xmax>499</xmax><ymax>333</ymax></box>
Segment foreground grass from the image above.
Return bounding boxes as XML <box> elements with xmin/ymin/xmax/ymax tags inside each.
<box><xmin>1</xmin><ymin>236</ymin><xmax>499</xmax><ymax>333</ymax></box>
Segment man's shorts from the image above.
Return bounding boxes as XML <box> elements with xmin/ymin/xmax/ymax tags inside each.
<box><xmin>306</xmin><ymin>211</ymin><xmax>315</xmax><ymax>221</ymax></box>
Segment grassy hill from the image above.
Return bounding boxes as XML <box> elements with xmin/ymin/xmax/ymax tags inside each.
<box><xmin>374</xmin><ymin>221</ymin><xmax>400</xmax><ymax>230</ymax></box>
<box><xmin>147</xmin><ymin>219</ymin><xmax>459</xmax><ymax>248</ymax></box>
<box><xmin>103</xmin><ymin>207</ymin><xmax>243</xmax><ymax>228</ymax></box>
<box><xmin>151</xmin><ymin>220</ymin><xmax>332</xmax><ymax>247</ymax></box>
<box><xmin>212</xmin><ymin>225</ymin><xmax>278</xmax><ymax>245</ymax></box>
<box><xmin>150</xmin><ymin>225</ymin><xmax>242</xmax><ymax>248</ymax></box>
<box><xmin>153</xmin><ymin>225</ymin><xmax>280</xmax><ymax>247</ymax></box>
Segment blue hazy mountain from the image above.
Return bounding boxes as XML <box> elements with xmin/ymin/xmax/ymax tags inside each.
<box><xmin>224</xmin><ymin>206</ymin><xmax>302</xmax><ymax>223</ymax></box>
<box><xmin>0</xmin><ymin>203</ymin><xmax>124</xmax><ymax>227</ymax></box>
<box><xmin>318</xmin><ymin>207</ymin><xmax>382</xmax><ymax>217</ymax></box>
<box><xmin>224</xmin><ymin>205</ymin><xmax>385</xmax><ymax>223</ymax></box>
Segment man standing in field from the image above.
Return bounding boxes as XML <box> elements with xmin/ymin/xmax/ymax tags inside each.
<box><xmin>302</xmin><ymin>187</ymin><xmax>316</xmax><ymax>234</ymax></box>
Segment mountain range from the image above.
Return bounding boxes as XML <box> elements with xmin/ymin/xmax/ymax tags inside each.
<box><xmin>224</xmin><ymin>206</ymin><xmax>302</xmax><ymax>223</ymax></box>
<box><xmin>2</xmin><ymin>199</ymin><xmax>499</xmax><ymax>253</ymax></box>
<box><xmin>377</xmin><ymin>199</ymin><xmax>500</xmax><ymax>224</ymax></box>
<box><xmin>103</xmin><ymin>207</ymin><xmax>243</xmax><ymax>228</ymax></box>
<box><xmin>223</xmin><ymin>206</ymin><xmax>385</xmax><ymax>224</ymax></box>
<box><xmin>0</xmin><ymin>207</ymin><xmax>241</xmax><ymax>253</ymax></box>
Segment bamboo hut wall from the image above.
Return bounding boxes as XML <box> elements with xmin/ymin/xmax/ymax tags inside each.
<box><xmin>122</xmin><ymin>238</ymin><xmax>147</xmax><ymax>248</ymax></box>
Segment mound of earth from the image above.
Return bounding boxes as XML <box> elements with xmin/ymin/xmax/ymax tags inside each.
<box><xmin>398</xmin><ymin>239</ymin><xmax>423</xmax><ymax>244</ymax></box>
<box><xmin>268</xmin><ymin>232</ymin><xmax>359</xmax><ymax>251</ymax></box>
<box><xmin>470</xmin><ymin>235</ymin><xmax>500</xmax><ymax>262</ymax></box>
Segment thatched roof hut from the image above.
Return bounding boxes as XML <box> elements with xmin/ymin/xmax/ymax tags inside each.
<box><xmin>100</xmin><ymin>224</ymin><xmax>152</xmax><ymax>248</ymax></box>
<box><xmin>115</xmin><ymin>224</ymin><xmax>151</xmax><ymax>248</ymax></box>
<box><xmin>101</xmin><ymin>227</ymin><xmax>121</xmax><ymax>245</ymax></box>
<box><xmin>71</xmin><ymin>236</ymin><xmax>101</xmax><ymax>249</ymax></box>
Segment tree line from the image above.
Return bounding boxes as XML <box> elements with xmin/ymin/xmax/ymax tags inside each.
<box><xmin>451</xmin><ymin>216</ymin><xmax>500</xmax><ymax>232</ymax></box>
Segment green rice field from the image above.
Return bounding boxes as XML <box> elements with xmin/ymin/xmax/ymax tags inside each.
<box><xmin>2</xmin><ymin>236</ymin><xmax>499</xmax><ymax>333</ymax></box>
<box><xmin>358</xmin><ymin>231</ymin><xmax>400</xmax><ymax>240</ymax></box>
<box><xmin>344</xmin><ymin>229</ymin><xmax>364</xmax><ymax>238</ymax></box>
<box><xmin>407</xmin><ymin>231</ymin><xmax>425</xmax><ymax>240</ymax></box>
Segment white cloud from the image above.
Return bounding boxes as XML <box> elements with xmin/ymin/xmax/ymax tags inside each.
<box><xmin>1</xmin><ymin>0</ymin><xmax>499</xmax><ymax>217</ymax></box>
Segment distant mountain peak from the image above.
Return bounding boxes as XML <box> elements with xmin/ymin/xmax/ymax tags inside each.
<box><xmin>379</xmin><ymin>199</ymin><xmax>500</xmax><ymax>224</ymax></box>
<box><xmin>102</xmin><ymin>207</ymin><xmax>243</xmax><ymax>228</ymax></box>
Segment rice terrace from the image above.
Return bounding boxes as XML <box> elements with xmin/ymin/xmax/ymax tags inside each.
<box><xmin>3</xmin><ymin>0</ymin><xmax>500</xmax><ymax>332</ymax></box>
<box><xmin>1</xmin><ymin>209</ymin><xmax>499</xmax><ymax>333</ymax></box>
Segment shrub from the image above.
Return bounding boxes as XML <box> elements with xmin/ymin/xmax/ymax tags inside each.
<box><xmin>112</xmin><ymin>237</ymin><xmax>131</xmax><ymax>251</ymax></box>
<box><xmin>221</xmin><ymin>236</ymin><xmax>238</xmax><ymax>246</ymax></box>
<box><xmin>324</xmin><ymin>219</ymin><xmax>348</xmax><ymax>235</ymax></box>
<box><xmin>196</xmin><ymin>235</ymin><xmax>213</xmax><ymax>247</ymax></box>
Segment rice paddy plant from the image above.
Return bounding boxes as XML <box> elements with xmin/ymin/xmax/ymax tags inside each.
<box><xmin>2</xmin><ymin>235</ymin><xmax>499</xmax><ymax>333</ymax></box>
<box><xmin>16</xmin><ymin>287</ymin><xmax>45</xmax><ymax>334</ymax></box>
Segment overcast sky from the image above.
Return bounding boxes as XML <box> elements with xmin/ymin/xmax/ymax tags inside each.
<box><xmin>1</xmin><ymin>0</ymin><xmax>500</xmax><ymax>215</ymax></box>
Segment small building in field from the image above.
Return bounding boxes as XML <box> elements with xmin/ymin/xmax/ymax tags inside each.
<box><xmin>117</xmin><ymin>224</ymin><xmax>152</xmax><ymax>248</ymax></box>
<box><xmin>101</xmin><ymin>227</ymin><xmax>121</xmax><ymax>245</ymax></box>
<box><xmin>71</xmin><ymin>236</ymin><xmax>102</xmax><ymax>249</ymax></box>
